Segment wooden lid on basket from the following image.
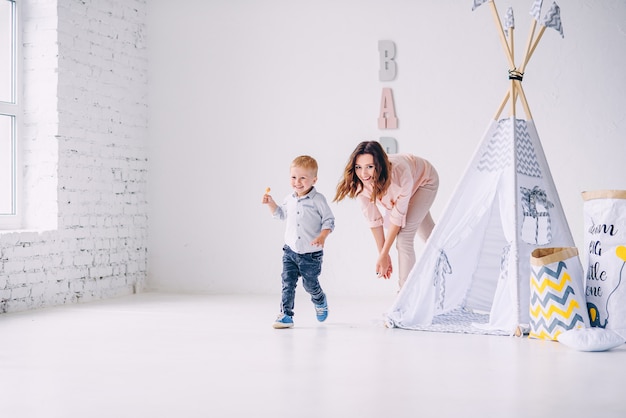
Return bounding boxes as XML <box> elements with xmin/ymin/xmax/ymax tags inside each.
<box><xmin>582</xmin><ymin>190</ymin><xmax>626</xmax><ymax>201</ymax></box>
<box><xmin>530</xmin><ymin>247</ymin><xmax>579</xmax><ymax>266</ymax></box>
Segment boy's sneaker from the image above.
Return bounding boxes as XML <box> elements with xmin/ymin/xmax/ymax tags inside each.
<box><xmin>272</xmin><ymin>314</ymin><xmax>294</xmax><ymax>329</ymax></box>
<box><xmin>315</xmin><ymin>300</ymin><xmax>328</xmax><ymax>322</ymax></box>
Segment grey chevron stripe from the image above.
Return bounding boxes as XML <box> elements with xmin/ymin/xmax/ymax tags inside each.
<box><xmin>476</xmin><ymin>119</ymin><xmax>543</xmax><ymax>177</ymax></box>
<box><xmin>504</xmin><ymin>7</ymin><xmax>514</xmax><ymax>31</ymax></box>
<box><xmin>530</xmin><ymin>314</ymin><xmax>586</xmax><ymax>333</ymax></box>
<box><xmin>515</xmin><ymin>120</ymin><xmax>542</xmax><ymax>178</ymax></box>
<box><xmin>477</xmin><ymin>120</ymin><xmax>513</xmax><ymax>172</ymax></box>
<box><xmin>471</xmin><ymin>0</ymin><xmax>489</xmax><ymax>12</ymax></box>
<box><xmin>530</xmin><ymin>286</ymin><xmax>577</xmax><ymax>307</ymax></box>
<box><xmin>543</xmin><ymin>2</ymin><xmax>564</xmax><ymax>37</ymax></box>
<box><xmin>530</xmin><ymin>0</ymin><xmax>542</xmax><ymax>21</ymax></box>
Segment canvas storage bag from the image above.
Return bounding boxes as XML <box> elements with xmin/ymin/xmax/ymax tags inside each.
<box><xmin>529</xmin><ymin>247</ymin><xmax>589</xmax><ymax>340</ymax></box>
<box><xmin>582</xmin><ymin>190</ymin><xmax>626</xmax><ymax>332</ymax></box>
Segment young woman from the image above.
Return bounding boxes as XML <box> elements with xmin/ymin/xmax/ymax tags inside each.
<box><xmin>334</xmin><ymin>141</ymin><xmax>439</xmax><ymax>288</ymax></box>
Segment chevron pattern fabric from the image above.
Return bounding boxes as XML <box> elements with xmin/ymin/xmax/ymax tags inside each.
<box><xmin>471</xmin><ymin>0</ymin><xmax>489</xmax><ymax>12</ymax></box>
<box><xmin>529</xmin><ymin>260</ymin><xmax>587</xmax><ymax>340</ymax></box>
<box><xmin>543</xmin><ymin>2</ymin><xmax>564</xmax><ymax>38</ymax></box>
<box><xmin>530</xmin><ymin>0</ymin><xmax>543</xmax><ymax>21</ymax></box>
<box><xmin>504</xmin><ymin>7</ymin><xmax>514</xmax><ymax>31</ymax></box>
<box><xmin>476</xmin><ymin>119</ymin><xmax>543</xmax><ymax>177</ymax></box>
<box><xmin>515</xmin><ymin>120</ymin><xmax>542</xmax><ymax>177</ymax></box>
<box><xmin>477</xmin><ymin>119</ymin><xmax>513</xmax><ymax>172</ymax></box>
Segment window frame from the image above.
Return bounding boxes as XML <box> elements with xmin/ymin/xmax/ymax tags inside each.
<box><xmin>0</xmin><ymin>0</ymin><xmax>21</xmax><ymax>230</ymax></box>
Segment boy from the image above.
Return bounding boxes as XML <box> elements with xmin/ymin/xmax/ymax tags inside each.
<box><xmin>262</xmin><ymin>155</ymin><xmax>335</xmax><ymax>329</ymax></box>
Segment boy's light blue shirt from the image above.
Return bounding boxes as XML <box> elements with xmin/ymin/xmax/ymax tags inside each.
<box><xmin>273</xmin><ymin>187</ymin><xmax>335</xmax><ymax>254</ymax></box>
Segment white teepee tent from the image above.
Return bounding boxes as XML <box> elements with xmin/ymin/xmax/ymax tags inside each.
<box><xmin>385</xmin><ymin>0</ymin><xmax>573</xmax><ymax>335</ymax></box>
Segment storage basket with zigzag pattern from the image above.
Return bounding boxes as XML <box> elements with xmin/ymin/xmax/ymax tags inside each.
<box><xmin>529</xmin><ymin>247</ymin><xmax>590</xmax><ymax>340</ymax></box>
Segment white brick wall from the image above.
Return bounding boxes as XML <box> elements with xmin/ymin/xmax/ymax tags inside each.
<box><xmin>0</xmin><ymin>0</ymin><xmax>148</xmax><ymax>313</ymax></box>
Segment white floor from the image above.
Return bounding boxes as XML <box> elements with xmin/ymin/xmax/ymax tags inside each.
<box><xmin>1</xmin><ymin>292</ymin><xmax>625</xmax><ymax>418</ymax></box>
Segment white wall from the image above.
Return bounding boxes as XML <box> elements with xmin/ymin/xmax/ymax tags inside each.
<box><xmin>0</xmin><ymin>0</ymin><xmax>149</xmax><ymax>313</ymax></box>
<box><xmin>147</xmin><ymin>0</ymin><xmax>626</xmax><ymax>298</ymax></box>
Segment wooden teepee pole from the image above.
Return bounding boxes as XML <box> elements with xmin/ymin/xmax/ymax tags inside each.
<box><xmin>486</xmin><ymin>1</ymin><xmax>523</xmax><ymax>119</ymax></box>
<box><xmin>484</xmin><ymin>0</ymin><xmax>549</xmax><ymax>121</ymax></box>
<box><xmin>493</xmin><ymin>90</ymin><xmax>510</xmax><ymax>121</ymax></box>
<box><xmin>494</xmin><ymin>81</ymin><xmax>532</xmax><ymax>121</ymax></box>
<box><xmin>516</xmin><ymin>7</ymin><xmax>547</xmax><ymax>119</ymax></box>
<box><xmin>518</xmin><ymin>19</ymin><xmax>538</xmax><ymax>74</ymax></box>
<box><xmin>515</xmin><ymin>80</ymin><xmax>533</xmax><ymax>120</ymax></box>
<box><xmin>508</xmin><ymin>13</ymin><xmax>516</xmax><ymax>118</ymax></box>
<box><xmin>488</xmin><ymin>1</ymin><xmax>515</xmax><ymax>69</ymax></box>
<box><xmin>521</xmin><ymin>25</ymin><xmax>547</xmax><ymax>72</ymax></box>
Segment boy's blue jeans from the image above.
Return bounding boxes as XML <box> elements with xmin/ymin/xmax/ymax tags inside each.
<box><xmin>280</xmin><ymin>245</ymin><xmax>326</xmax><ymax>317</ymax></box>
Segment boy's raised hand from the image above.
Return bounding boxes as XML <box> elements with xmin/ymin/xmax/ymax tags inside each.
<box><xmin>262</xmin><ymin>187</ymin><xmax>278</xmax><ymax>214</ymax></box>
<box><xmin>261</xmin><ymin>193</ymin><xmax>274</xmax><ymax>205</ymax></box>
<box><xmin>262</xmin><ymin>186</ymin><xmax>272</xmax><ymax>204</ymax></box>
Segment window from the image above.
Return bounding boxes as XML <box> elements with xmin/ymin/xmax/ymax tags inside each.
<box><xmin>0</xmin><ymin>0</ymin><xmax>19</xmax><ymax>229</ymax></box>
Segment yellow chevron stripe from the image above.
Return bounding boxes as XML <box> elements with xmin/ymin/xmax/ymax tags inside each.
<box><xmin>529</xmin><ymin>329</ymin><xmax>563</xmax><ymax>340</ymax></box>
<box><xmin>530</xmin><ymin>271</ymin><xmax>571</xmax><ymax>293</ymax></box>
<box><xmin>530</xmin><ymin>299</ymin><xmax>580</xmax><ymax>318</ymax></box>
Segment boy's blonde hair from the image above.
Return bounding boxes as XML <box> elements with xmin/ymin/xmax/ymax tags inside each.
<box><xmin>291</xmin><ymin>155</ymin><xmax>318</xmax><ymax>176</ymax></box>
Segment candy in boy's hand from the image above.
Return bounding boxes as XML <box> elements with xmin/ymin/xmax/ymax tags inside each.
<box><xmin>265</xmin><ymin>187</ymin><xmax>271</xmax><ymax>194</ymax></box>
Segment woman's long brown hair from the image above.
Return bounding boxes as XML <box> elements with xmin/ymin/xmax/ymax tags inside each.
<box><xmin>334</xmin><ymin>141</ymin><xmax>391</xmax><ymax>203</ymax></box>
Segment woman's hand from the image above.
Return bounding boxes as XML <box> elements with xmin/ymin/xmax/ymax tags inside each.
<box><xmin>376</xmin><ymin>253</ymin><xmax>393</xmax><ymax>279</ymax></box>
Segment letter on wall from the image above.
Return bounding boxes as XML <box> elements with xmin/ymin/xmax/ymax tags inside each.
<box><xmin>378</xmin><ymin>87</ymin><xmax>398</xmax><ymax>129</ymax></box>
<box><xmin>378</xmin><ymin>40</ymin><xmax>397</xmax><ymax>81</ymax></box>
